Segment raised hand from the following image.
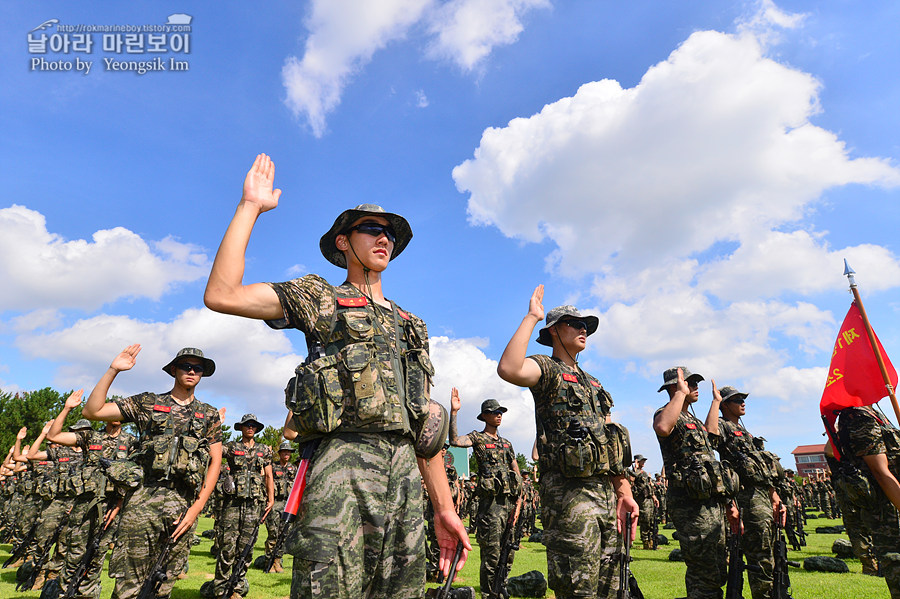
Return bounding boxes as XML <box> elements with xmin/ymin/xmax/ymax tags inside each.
<box><xmin>111</xmin><ymin>344</ymin><xmax>141</xmax><ymax>372</ymax></box>
<box><xmin>675</xmin><ymin>367</ymin><xmax>690</xmax><ymax>397</ymax></box>
<box><xmin>65</xmin><ymin>389</ymin><xmax>85</xmax><ymax>409</ymax></box>
<box><xmin>41</xmin><ymin>420</ymin><xmax>53</xmax><ymax>435</ymax></box>
<box><xmin>711</xmin><ymin>380</ymin><xmax>722</xmax><ymax>403</ymax></box>
<box><xmin>16</xmin><ymin>427</ymin><xmax>27</xmax><ymax>440</ymax></box>
<box><xmin>529</xmin><ymin>284</ymin><xmax>545</xmax><ymax>321</ymax></box>
<box><xmin>242</xmin><ymin>153</ymin><xmax>282</xmax><ymax>213</ymax></box>
<box><xmin>450</xmin><ymin>388</ymin><xmax>461</xmax><ymax>413</ymax></box>
<box><xmin>217</xmin><ymin>406</ymin><xmax>227</xmax><ymax>424</ymax></box>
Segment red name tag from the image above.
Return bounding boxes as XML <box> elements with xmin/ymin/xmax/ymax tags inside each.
<box><xmin>89</xmin><ymin>445</ymin><xmax>103</xmax><ymax>450</ymax></box>
<box><xmin>233</xmin><ymin>451</ymin><xmax>245</xmax><ymax>456</ymax></box>
<box><xmin>562</xmin><ymin>373</ymin><xmax>578</xmax><ymax>383</ymax></box>
<box><xmin>119</xmin><ymin>445</ymin><xmax>127</xmax><ymax>451</ymax></box>
<box><xmin>59</xmin><ymin>457</ymin><xmax>70</xmax><ymax>462</ymax></box>
<box><xmin>195</xmin><ymin>412</ymin><xmax>205</xmax><ymax>418</ymax></box>
<box><xmin>153</xmin><ymin>405</ymin><xmax>171</xmax><ymax>413</ymax></box>
<box><xmin>685</xmin><ymin>423</ymin><xmax>696</xmax><ymax>430</ymax></box>
<box><xmin>590</xmin><ymin>380</ymin><xmax>601</xmax><ymax>388</ymax></box>
<box><xmin>256</xmin><ymin>452</ymin><xmax>264</xmax><ymax>457</ymax></box>
<box><xmin>503</xmin><ymin>444</ymin><xmax>510</xmax><ymax>448</ymax></box>
<box><xmin>275</xmin><ymin>469</ymin><xmax>283</xmax><ymax>475</ymax></box>
<box><xmin>337</xmin><ymin>297</ymin><xmax>367</xmax><ymax>307</ymax></box>
<box><xmin>734</xmin><ymin>431</ymin><xmax>743</xmax><ymax>436</ymax></box>
<box><xmin>39</xmin><ymin>461</ymin><xmax>49</xmax><ymax>465</ymax></box>
<box><xmin>485</xmin><ymin>443</ymin><xmax>496</xmax><ymax>449</ymax></box>
<box><xmin>397</xmin><ymin>309</ymin><xmax>410</xmax><ymax>320</ymax></box>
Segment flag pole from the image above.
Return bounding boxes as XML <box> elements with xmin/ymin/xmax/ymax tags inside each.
<box><xmin>844</xmin><ymin>259</ymin><xmax>900</xmax><ymax>423</ymax></box>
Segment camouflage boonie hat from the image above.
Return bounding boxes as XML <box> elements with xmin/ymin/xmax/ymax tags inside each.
<box><xmin>719</xmin><ymin>386</ymin><xmax>749</xmax><ymax>402</ymax></box>
<box><xmin>536</xmin><ymin>305</ymin><xmax>599</xmax><ymax>347</ymax></box>
<box><xmin>278</xmin><ymin>440</ymin><xmax>294</xmax><ymax>452</ymax></box>
<box><xmin>634</xmin><ymin>454</ymin><xmax>647</xmax><ymax>462</ymax></box>
<box><xmin>104</xmin><ymin>459</ymin><xmax>144</xmax><ymax>491</ymax></box>
<box><xmin>477</xmin><ymin>399</ymin><xmax>508</xmax><ymax>421</ymax></box>
<box><xmin>319</xmin><ymin>204</ymin><xmax>413</xmax><ymax>268</ymax></box>
<box><xmin>69</xmin><ymin>419</ymin><xmax>93</xmax><ymax>431</ymax></box>
<box><xmin>657</xmin><ymin>366</ymin><xmax>704</xmax><ymax>392</ymax></box>
<box><xmin>162</xmin><ymin>347</ymin><xmax>216</xmax><ymax>377</ymax></box>
<box><xmin>235</xmin><ymin>413</ymin><xmax>264</xmax><ymax>433</ymax></box>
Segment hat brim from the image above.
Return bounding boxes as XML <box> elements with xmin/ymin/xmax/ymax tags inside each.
<box><xmin>723</xmin><ymin>392</ymin><xmax>749</xmax><ymax>402</ymax></box>
<box><xmin>536</xmin><ymin>315</ymin><xmax>599</xmax><ymax>347</ymax></box>
<box><xmin>235</xmin><ymin>420</ymin><xmax>264</xmax><ymax>432</ymax></box>
<box><xmin>319</xmin><ymin>208</ymin><xmax>413</xmax><ymax>268</ymax></box>
<box><xmin>657</xmin><ymin>373</ymin><xmax>705</xmax><ymax>393</ymax></box>
<box><xmin>162</xmin><ymin>356</ymin><xmax>216</xmax><ymax>378</ymax></box>
<box><xmin>476</xmin><ymin>406</ymin><xmax>508</xmax><ymax>421</ymax></box>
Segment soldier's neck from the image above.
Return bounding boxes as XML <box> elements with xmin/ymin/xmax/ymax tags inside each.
<box><xmin>482</xmin><ymin>425</ymin><xmax>499</xmax><ymax>437</ymax></box>
<box><xmin>346</xmin><ymin>267</ymin><xmax>389</xmax><ymax>308</ymax></box>
<box><xmin>170</xmin><ymin>383</ymin><xmax>195</xmax><ymax>405</ymax></box>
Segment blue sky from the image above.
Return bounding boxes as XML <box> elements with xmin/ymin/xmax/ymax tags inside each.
<box><xmin>2</xmin><ymin>0</ymin><xmax>900</xmax><ymax>474</ymax></box>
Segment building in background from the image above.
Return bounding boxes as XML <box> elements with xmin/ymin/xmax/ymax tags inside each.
<box><xmin>791</xmin><ymin>444</ymin><xmax>830</xmax><ymax>478</ymax></box>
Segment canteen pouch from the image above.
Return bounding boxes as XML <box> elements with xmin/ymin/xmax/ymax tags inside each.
<box><xmin>341</xmin><ymin>342</ymin><xmax>383</xmax><ymax>424</ymax></box>
<box><xmin>560</xmin><ymin>434</ymin><xmax>598</xmax><ymax>478</ymax></box>
<box><xmin>404</xmin><ymin>347</ymin><xmax>434</xmax><ymax>437</ymax></box>
<box><xmin>286</xmin><ymin>353</ymin><xmax>344</xmax><ymax>437</ymax></box>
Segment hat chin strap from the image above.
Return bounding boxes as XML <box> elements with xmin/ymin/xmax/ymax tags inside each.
<box><xmin>553</xmin><ymin>327</ymin><xmax>580</xmax><ymax>365</ymax></box>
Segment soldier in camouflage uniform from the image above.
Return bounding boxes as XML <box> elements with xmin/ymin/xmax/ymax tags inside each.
<box><xmin>204</xmin><ymin>154</ymin><xmax>470</xmax><ymax>599</ymax></box>
<box><xmin>264</xmin><ymin>441</ymin><xmax>297</xmax><ymax>573</ymax></box>
<box><xmin>823</xmin><ymin>445</ymin><xmax>878</xmax><ymax>575</ymax></box>
<box><xmin>9</xmin><ymin>427</ymin><xmax>55</xmax><ymax>569</ymax></box>
<box><xmin>82</xmin><ymin>345</ymin><xmax>223</xmax><ymax>599</ymax></box>
<box><xmin>629</xmin><ymin>455</ymin><xmax>659</xmax><ymax>550</ymax></box>
<box><xmin>425</xmin><ymin>445</ymin><xmax>462</xmax><ymax>580</ymax></box>
<box><xmin>653</xmin><ymin>367</ymin><xmax>740</xmax><ymax>599</ymax></box>
<box><xmin>837</xmin><ymin>404</ymin><xmax>900</xmax><ymax>597</ymax></box>
<box><xmin>497</xmin><ymin>287</ymin><xmax>638</xmax><ymax>599</ymax></box>
<box><xmin>210</xmin><ymin>414</ymin><xmax>274</xmax><ymax>598</ymax></box>
<box><xmin>655</xmin><ymin>473</ymin><xmax>668</xmax><ymax>525</ymax></box>
<box><xmin>450</xmin><ymin>392</ymin><xmax>522</xmax><ymax>599</ymax></box>
<box><xmin>24</xmin><ymin>419</ymin><xmax>82</xmax><ymax>589</ymax></box>
<box><xmin>711</xmin><ymin>385</ymin><xmax>784</xmax><ymax>599</ymax></box>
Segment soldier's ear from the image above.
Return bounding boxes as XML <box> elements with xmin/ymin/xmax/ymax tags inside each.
<box><xmin>335</xmin><ymin>234</ymin><xmax>349</xmax><ymax>251</ymax></box>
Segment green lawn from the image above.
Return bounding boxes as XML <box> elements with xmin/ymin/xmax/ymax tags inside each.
<box><xmin>0</xmin><ymin>514</ymin><xmax>888</xmax><ymax>598</ymax></box>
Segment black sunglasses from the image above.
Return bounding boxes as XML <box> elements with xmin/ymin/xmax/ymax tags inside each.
<box><xmin>175</xmin><ymin>362</ymin><xmax>205</xmax><ymax>374</ymax></box>
<box><xmin>345</xmin><ymin>222</ymin><xmax>396</xmax><ymax>243</ymax></box>
<box><xmin>559</xmin><ymin>319</ymin><xmax>588</xmax><ymax>331</ymax></box>
<box><xmin>725</xmin><ymin>398</ymin><xmax>745</xmax><ymax>404</ymax></box>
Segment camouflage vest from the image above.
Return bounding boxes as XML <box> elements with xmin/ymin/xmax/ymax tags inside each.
<box><xmin>286</xmin><ymin>282</ymin><xmax>433</xmax><ymax>442</ymax></box>
<box><xmin>33</xmin><ymin>459</ymin><xmax>56</xmax><ymax>500</ymax></box>
<box><xmin>134</xmin><ymin>394</ymin><xmax>213</xmax><ymax>495</ymax></box>
<box><xmin>272</xmin><ymin>462</ymin><xmax>297</xmax><ymax>500</ymax></box>
<box><xmin>53</xmin><ymin>445</ymin><xmax>85</xmax><ymax>497</ymax></box>
<box><xmin>717</xmin><ymin>419</ymin><xmax>778</xmax><ymax>489</ymax></box>
<box><xmin>837</xmin><ymin>405</ymin><xmax>900</xmax><ymax>503</ymax></box>
<box><xmin>100</xmin><ymin>431</ymin><xmax>135</xmax><ymax>495</ymax></box>
<box><xmin>530</xmin><ymin>355</ymin><xmax>622</xmax><ymax>478</ymax></box>
<box><xmin>632</xmin><ymin>469</ymin><xmax>654</xmax><ymax>502</ymax></box>
<box><xmin>445</xmin><ymin>463</ymin><xmax>459</xmax><ymax>502</ymax></box>
<box><xmin>471</xmin><ymin>431</ymin><xmax>519</xmax><ymax>497</ymax></box>
<box><xmin>226</xmin><ymin>441</ymin><xmax>269</xmax><ymax>500</ymax></box>
<box><xmin>656</xmin><ymin>409</ymin><xmax>737</xmax><ymax>500</ymax></box>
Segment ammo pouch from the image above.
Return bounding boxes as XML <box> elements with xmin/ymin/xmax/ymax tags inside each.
<box><xmin>104</xmin><ymin>459</ymin><xmax>144</xmax><ymax>492</ymax></box>
<box><xmin>403</xmin><ymin>347</ymin><xmax>433</xmax><ymax>438</ymax></box>
<box><xmin>605</xmin><ymin>422</ymin><xmax>632</xmax><ymax>476</ymax></box>
<box><xmin>680</xmin><ymin>456</ymin><xmax>738</xmax><ymax>500</ymax></box>
<box><xmin>286</xmin><ymin>353</ymin><xmax>344</xmax><ymax>437</ymax></box>
<box><xmin>149</xmin><ymin>435</ymin><xmax>208</xmax><ymax>492</ymax></box>
<box><xmin>560</xmin><ymin>434</ymin><xmax>600</xmax><ymax>478</ymax></box>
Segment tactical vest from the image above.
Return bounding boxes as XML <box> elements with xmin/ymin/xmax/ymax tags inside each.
<box><xmin>272</xmin><ymin>462</ymin><xmax>297</xmax><ymax>500</ymax></box>
<box><xmin>471</xmin><ymin>431</ymin><xmax>519</xmax><ymax>497</ymax></box>
<box><xmin>717</xmin><ymin>419</ymin><xmax>778</xmax><ymax>489</ymax></box>
<box><xmin>632</xmin><ymin>470</ymin><xmax>654</xmax><ymax>502</ymax></box>
<box><xmin>101</xmin><ymin>431</ymin><xmax>135</xmax><ymax>495</ymax></box>
<box><xmin>78</xmin><ymin>431</ymin><xmax>110</xmax><ymax>496</ymax></box>
<box><xmin>134</xmin><ymin>394</ymin><xmax>212</xmax><ymax>496</ymax></box>
<box><xmin>657</xmin><ymin>410</ymin><xmax>737</xmax><ymax>500</ymax></box>
<box><xmin>34</xmin><ymin>460</ymin><xmax>56</xmax><ymax>500</ymax></box>
<box><xmin>531</xmin><ymin>355</ymin><xmax>622</xmax><ymax>478</ymax></box>
<box><xmin>286</xmin><ymin>282</ymin><xmax>433</xmax><ymax>442</ymax></box>
<box><xmin>838</xmin><ymin>405</ymin><xmax>900</xmax><ymax>503</ymax></box>
<box><xmin>446</xmin><ymin>464</ymin><xmax>459</xmax><ymax>502</ymax></box>
<box><xmin>226</xmin><ymin>441</ymin><xmax>269</xmax><ymax>500</ymax></box>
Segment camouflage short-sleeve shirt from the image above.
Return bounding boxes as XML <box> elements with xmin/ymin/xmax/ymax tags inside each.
<box><xmin>115</xmin><ymin>391</ymin><xmax>222</xmax><ymax>445</ymax></box>
<box><xmin>841</xmin><ymin>405</ymin><xmax>888</xmax><ymax>457</ymax></box>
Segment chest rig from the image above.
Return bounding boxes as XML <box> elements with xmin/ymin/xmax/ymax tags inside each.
<box><xmin>286</xmin><ymin>283</ymin><xmax>433</xmax><ymax>443</ymax></box>
<box><xmin>472</xmin><ymin>432</ymin><xmax>519</xmax><ymax>496</ymax></box>
<box><xmin>533</xmin><ymin>355</ymin><xmax>620</xmax><ymax>478</ymax></box>
<box><xmin>272</xmin><ymin>462</ymin><xmax>296</xmax><ymax>499</ymax></box>
<box><xmin>659</xmin><ymin>411</ymin><xmax>737</xmax><ymax>500</ymax></box>
<box><xmin>718</xmin><ymin>419</ymin><xmax>778</xmax><ymax>489</ymax></box>
<box><xmin>227</xmin><ymin>442</ymin><xmax>268</xmax><ymax>500</ymax></box>
<box><xmin>135</xmin><ymin>394</ymin><xmax>211</xmax><ymax>495</ymax></box>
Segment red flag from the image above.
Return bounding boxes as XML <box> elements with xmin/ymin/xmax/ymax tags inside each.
<box><xmin>820</xmin><ymin>302</ymin><xmax>898</xmax><ymax>429</ymax></box>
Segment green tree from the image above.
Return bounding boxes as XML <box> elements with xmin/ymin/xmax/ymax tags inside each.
<box><xmin>0</xmin><ymin>387</ymin><xmax>79</xmax><ymax>451</ymax></box>
<box><xmin>258</xmin><ymin>425</ymin><xmax>286</xmax><ymax>453</ymax></box>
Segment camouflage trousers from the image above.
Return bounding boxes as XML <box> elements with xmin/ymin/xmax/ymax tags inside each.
<box><xmin>833</xmin><ymin>481</ymin><xmax>878</xmax><ymax>574</ymax></box>
<box><xmin>109</xmin><ymin>483</ymin><xmax>196</xmax><ymax>599</ymax></box>
<box><xmin>860</xmin><ymin>486</ymin><xmax>900</xmax><ymax>598</ymax></box>
<box><xmin>29</xmin><ymin>494</ymin><xmax>74</xmax><ymax>575</ymax></box>
<box><xmin>213</xmin><ymin>497</ymin><xmax>264</xmax><ymax>597</ymax></box>
<box><xmin>287</xmin><ymin>432</ymin><xmax>425</xmax><ymax>599</ymax></box>
<box><xmin>475</xmin><ymin>492</ymin><xmax>516</xmax><ymax>599</ymax></box>
<box><xmin>17</xmin><ymin>493</ymin><xmax>47</xmax><ymax>559</ymax></box>
<box><xmin>668</xmin><ymin>491</ymin><xmax>727</xmax><ymax>599</ymax></box>
<box><xmin>737</xmin><ymin>486</ymin><xmax>774</xmax><ymax>599</ymax></box>
<box><xmin>59</xmin><ymin>492</ymin><xmax>112</xmax><ymax>599</ymax></box>
<box><xmin>637</xmin><ymin>498</ymin><xmax>656</xmax><ymax>548</ymax></box>
<box><xmin>538</xmin><ymin>471</ymin><xmax>619</xmax><ymax>599</ymax></box>
<box><xmin>265</xmin><ymin>497</ymin><xmax>288</xmax><ymax>560</ymax></box>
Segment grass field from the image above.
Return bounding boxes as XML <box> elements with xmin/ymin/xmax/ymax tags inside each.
<box><xmin>0</xmin><ymin>513</ymin><xmax>888</xmax><ymax>598</ymax></box>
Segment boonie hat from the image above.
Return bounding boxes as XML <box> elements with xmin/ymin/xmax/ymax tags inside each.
<box><xmin>719</xmin><ymin>386</ymin><xmax>749</xmax><ymax>402</ymax></box>
<box><xmin>319</xmin><ymin>204</ymin><xmax>413</xmax><ymax>268</ymax></box>
<box><xmin>634</xmin><ymin>454</ymin><xmax>647</xmax><ymax>462</ymax></box>
<box><xmin>235</xmin><ymin>413</ymin><xmax>264</xmax><ymax>433</ymax></box>
<box><xmin>657</xmin><ymin>366</ymin><xmax>704</xmax><ymax>392</ymax></box>
<box><xmin>536</xmin><ymin>306</ymin><xmax>599</xmax><ymax>347</ymax></box>
<box><xmin>69</xmin><ymin>419</ymin><xmax>93</xmax><ymax>431</ymax></box>
<box><xmin>278</xmin><ymin>441</ymin><xmax>294</xmax><ymax>452</ymax></box>
<box><xmin>477</xmin><ymin>399</ymin><xmax>508</xmax><ymax>421</ymax></box>
<box><xmin>162</xmin><ymin>347</ymin><xmax>216</xmax><ymax>378</ymax></box>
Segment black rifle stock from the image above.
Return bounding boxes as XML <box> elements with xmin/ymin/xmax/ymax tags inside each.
<box><xmin>434</xmin><ymin>541</ymin><xmax>465</xmax><ymax>599</ymax></box>
<box><xmin>220</xmin><ymin>511</ymin><xmax>268</xmax><ymax>599</ymax></box>
<box><xmin>617</xmin><ymin>511</ymin><xmax>644</xmax><ymax>599</ymax></box>
<box><xmin>62</xmin><ymin>499</ymin><xmax>118</xmax><ymax>599</ymax></box>
<box><xmin>725</xmin><ymin>510</ymin><xmax>761</xmax><ymax>599</ymax></box>
<box><xmin>16</xmin><ymin>505</ymin><xmax>72</xmax><ymax>591</ymax></box>
<box><xmin>771</xmin><ymin>519</ymin><xmax>801</xmax><ymax>599</ymax></box>
<box><xmin>3</xmin><ymin>517</ymin><xmax>39</xmax><ymax>568</ymax></box>
<box><xmin>490</xmin><ymin>495</ymin><xmax>523</xmax><ymax>599</ymax></box>
<box><xmin>135</xmin><ymin>509</ymin><xmax>187</xmax><ymax>599</ymax></box>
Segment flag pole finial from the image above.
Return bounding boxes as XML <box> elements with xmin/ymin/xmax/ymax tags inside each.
<box><xmin>843</xmin><ymin>259</ymin><xmax>857</xmax><ymax>288</ymax></box>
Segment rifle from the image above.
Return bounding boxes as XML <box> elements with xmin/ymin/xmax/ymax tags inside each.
<box><xmin>490</xmin><ymin>495</ymin><xmax>523</xmax><ymax>599</ymax></box>
<box><xmin>3</xmin><ymin>516</ymin><xmax>39</xmax><ymax>568</ymax></box>
<box><xmin>649</xmin><ymin>500</ymin><xmax>659</xmax><ymax>550</ymax></box>
<box><xmin>725</xmin><ymin>510</ymin><xmax>761</xmax><ymax>599</ymax></box>
<box><xmin>617</xmin><ymin>512</ymin><xmax>644</xmax><ymax>599</ymax></box>
<box><xmin>17</xmin><ymin>505</ymin><xmax>72</xmax><ymax>591</ymax></box>
<box><xmin>434</xmin><ymin>541</ymin><xmax>465</xmax><ymax>599</ymax></box>
<box><xmin>135</xmin><ymin>509</ymin><xmax>187</xmax><ymax>599</ymax></box>
<box><xmin>263</xmin><ymin>438</ymin><xmax>321</xmax><ymax>573</ymax></box>
<box><xmin>771</xmin><ymin>519</ymin><xmax>801</xmax><ymax>599</ymax></box>
<box><xmin>220</xmin><ymin>511</ymin><xmax>268</xmax><ymax>599</ymax></box>
<box><xmin>62</xmin><ymin>499</ymin><xmax>116</xmax><ymax>599</ymax></box>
